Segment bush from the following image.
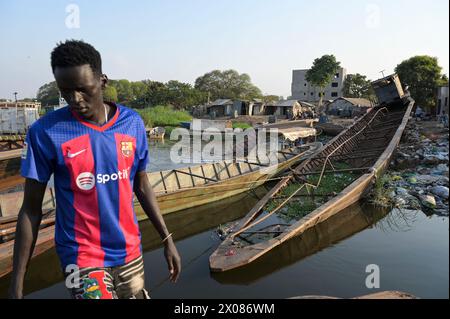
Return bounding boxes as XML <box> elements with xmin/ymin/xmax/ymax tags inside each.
<box><xmin>232</xmin><ymin>122</ymin><xmax>252</xmax><ymax>129</ymax></box>
<box><xmin>370</xmin><ymin>174</ymin><xmax>395</xmax><ymax>208</ymax></box>
<box><xmin>137</xmin><ymin>105</ymin><xmax>192</xmax><ymax>128</ymax></box>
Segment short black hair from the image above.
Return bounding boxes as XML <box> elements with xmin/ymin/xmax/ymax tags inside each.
<box><xmin>51</xmin><ymin>40</ymin><xmax>102</xmax><ymax>75</ymax></box>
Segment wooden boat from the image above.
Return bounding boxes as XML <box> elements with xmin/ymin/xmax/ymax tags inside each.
<box><xmin>0</xmin><ymin>134</ymin><xmax>26</xmax><ymax>151</ymax></box>
<box><xmin>290</xmin><ymin>291</ymin><xmax>417</xmax><ymax>299</ymax></box>
<box><xmin>147</xmin><ymin>126</ymin><xmax>165</xmax><ymax>140</ymax></box>
<box><xmin>0</xmin><ymin>142</ymin><xmax>322</xmax><ymax>223</ymax></box>
<box><xmin>211</xmin><ymin>201</ymin><xmax>389</xmax><ymax>285</ymax></box>
<box><xmin>0</xmin><ymin>186</ymin><xmax>272</xmax><ymax>284</ymax></box>
<box><xmin>0</xmin><ymin>149</ymin><xmax>22</xmax><ymax>180</ymax></box>
<box><xmin>0</xmin><ymin>142</ymin><xmax>322</xmax><ymax>231</ymax></box>
<box><xmin>209</xmin><ymin>94</ymin><xmax>414</xmax><ymax>272</ymax></box>
<box><xmin>0</xmin><ymin>142</ymin><xmax>323</xmax><ymax>278</ymax></box>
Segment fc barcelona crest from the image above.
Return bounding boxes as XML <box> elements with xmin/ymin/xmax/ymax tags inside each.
<box><xmin>121</xmin><ymin>141</ymin><xmax>133</xmax><ymax>157</ymax></box>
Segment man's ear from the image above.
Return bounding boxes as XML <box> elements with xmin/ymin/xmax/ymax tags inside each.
<box><xmin>101</xmin><ymin>74</ymin><xmax>108</xmax><ymax>89</ymax></box>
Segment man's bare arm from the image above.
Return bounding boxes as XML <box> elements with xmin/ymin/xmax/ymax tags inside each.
<box><xmin>133</xmin><ymin>171</ymin><xmax>181</xmax><ymax>282</ymax></box>
<box><xmin>8</xmin><ymin>178</ymin><xmax>47</xmax><ymax>298</ymax></box>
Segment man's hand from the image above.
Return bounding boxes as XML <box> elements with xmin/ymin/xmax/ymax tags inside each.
<box><xmin>164</xmin><ymin>238</ymin><xmax>181</xmax><ymax>283</ymax></box>
<box><xmin>9</xmin><ymin>178</ymin><xmax>47</xmax><ymax>299</ymax></box>
<box><xmin>133</xmin><ymin>171</ymin><xmax>181</xmax><ymax>283</ymax></box>
<box><xmin>8</xmin><ymin>285</ymin><xmax>23</xmax><ymax>299</ymax></box>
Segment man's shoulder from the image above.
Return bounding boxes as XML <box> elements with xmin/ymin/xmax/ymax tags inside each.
<box><xmin>32</xmin><ymin>106</ymin><xmax>71</xmax><ymax>130</ymax></box>
<box><xmin>117</xmin><ymin>104</ymin><xmax>145</xmax><ymax>124</ymax></box>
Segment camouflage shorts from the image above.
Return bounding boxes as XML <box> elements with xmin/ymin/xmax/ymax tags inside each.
<box><xmin>65</xmin><ymin>255</ymin><xmax>150</xmax><ymax>299</ymax></box>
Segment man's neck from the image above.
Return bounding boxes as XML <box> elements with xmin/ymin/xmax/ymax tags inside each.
<box><xmin>82</xmin><ymin>102</ymin><xmax>114</xmax><ymax>126</ymax></box>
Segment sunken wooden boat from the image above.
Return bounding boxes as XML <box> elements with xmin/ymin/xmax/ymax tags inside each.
<box><xmin>209</xmin><ymin>94</ymin><xmax>414</xmax><ymax>272</ymax></box>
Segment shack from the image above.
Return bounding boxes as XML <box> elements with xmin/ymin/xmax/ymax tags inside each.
<box><xmin>206</xmin><ymin>99</ymin><xmax>234</xmax><ymax>117</ymax></box>
<box><xmin>249</xmin><ymin>99</ymin><xmax>265</xmax><ymax>116</ymax></box>
<box><xmin>0</xmin><ymin>102</ymin><xmax>40</xmax><ymax>134</ymax></box>
<box><xmin>327</xmin><ymin>97</ymin><xmax>373</xmax><ymax>117</ymax></box>
<box><xmin>264</xmin><ymin>100</ymin><xmax>302</xmax><ymax>119</ymax></box>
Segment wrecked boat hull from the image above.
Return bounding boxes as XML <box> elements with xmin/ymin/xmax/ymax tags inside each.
<box><xmin>210</xmin><ymin>98</ymin><xmax>415</xmax><ymax>272</ymax></box>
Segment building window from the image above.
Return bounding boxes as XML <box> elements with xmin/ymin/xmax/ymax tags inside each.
<box><xmin>334</xmin><ymin>73</ymin><xmax>339</xmax><ymax>79</ymax></box>
<box><xmin>311</xmin><ymin>92</ymin><xmax>314</xmax><ymax>96</ymax></box>
<box><xmin>332</xmin><ymin>82</ymin><xmax>338</xmax><ymax>87</ymax></box>
<box><xmin>445</xmin><ymin>97</ymin><xmax>448</xmax><ymax>106</ymax></box>
<box><xmin>304</xmin><ymin>83</ymin><xmax>307</xmax><ymax>86</ymax></box>
<box><xmin>331</xmin><ymin>92</ymin><xmax>338</xmax><ymax>97</ymax></box>
<box><xmin>304</xmin><ymin>93</ymin><xmax>306</xmax><ymax>96</ymax></box>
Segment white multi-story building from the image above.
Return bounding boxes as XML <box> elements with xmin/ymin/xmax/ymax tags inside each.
<box><xmin>291</xmin><ymin>67</ymin><xmax>347</xmax><ymax>102</ymax></box>
<box><xmin>436</xmin><ymin>85</ymin><xmax>449</xmax><ymax>117</ymax></box>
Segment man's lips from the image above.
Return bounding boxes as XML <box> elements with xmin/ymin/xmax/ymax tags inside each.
<box><xmin>71</xmin><ymin>105</ymin><xmax>88</xmax><ymax>113</ymax></box>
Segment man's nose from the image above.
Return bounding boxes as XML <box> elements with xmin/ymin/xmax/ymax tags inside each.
<box><xmin>68</xmin><ymin>91</ymin><xmax>83</xmax><ymax>104</ymax></box>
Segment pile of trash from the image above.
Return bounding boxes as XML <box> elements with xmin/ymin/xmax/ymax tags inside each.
<box><xmin>383</xmin><ymin>121</ymin><xmax>449</xmax><ymax>216</ymax></box>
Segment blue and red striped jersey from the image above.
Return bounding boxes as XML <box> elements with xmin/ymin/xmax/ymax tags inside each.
<box><xmin>21</xmin><ymin>104</ymin><xmax>149</xmax><ymax>268</ymax></box>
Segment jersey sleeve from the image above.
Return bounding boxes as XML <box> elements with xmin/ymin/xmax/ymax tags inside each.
<box><xmin>135</xmin><ymin>116</ymin><xmax>149</xmax><ymax>172</ymax></box>
<box><xmin>20</xmin><ymin>123</ymin><xmax>55</xmax><ymax>183</ymax></box>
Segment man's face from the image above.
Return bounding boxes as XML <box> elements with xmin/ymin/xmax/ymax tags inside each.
<box><xmin>54</xmin><ymin>64</ymin><xmax>106</xmax><ymax>119</ymax></box>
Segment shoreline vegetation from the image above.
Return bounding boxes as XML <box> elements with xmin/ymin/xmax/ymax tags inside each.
<box><xmin>136</xmin><ymin>105</ymin><xmax>192</xmax><ymax>136</ymax></box>
<box><xmin>135</xmin><ymin>105</ymin><xmax>254</xmax><ymax>136</ymax></box>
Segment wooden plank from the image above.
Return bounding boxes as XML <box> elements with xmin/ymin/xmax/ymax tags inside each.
<box><xmin>172</xmin><ymin>169</ymin><xmax>217</xmax><ymax>183</ymax></box>
<box><xmin>160</xmin><ymin>171</ymin><xmax>168</xmax><ymax>194</ymax></box>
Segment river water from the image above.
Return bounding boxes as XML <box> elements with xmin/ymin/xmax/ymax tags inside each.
<box><xmin>0</xmin><ymin>139</ymin><xmax>448</xmax><ymax>299</ymax></box>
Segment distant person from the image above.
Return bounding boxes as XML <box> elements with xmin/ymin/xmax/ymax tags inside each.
<box><xmin>441</xmin><ymin>110</ymin><xmax>449</xmax><ymax>128</ymax></box>
<box><xmin>9</xmin><ymin>40</ymin><xmax>181</xmax><ymax>299</ymax></box>
<box><xmin>319</xmin><ymin>112</ymin><xmax>328</xmax><ymax>123</ymax></box>
<box><xmin>415</xmin><ymin>105</ymin><xmax>424</xmax><ymax>119</ymax></box>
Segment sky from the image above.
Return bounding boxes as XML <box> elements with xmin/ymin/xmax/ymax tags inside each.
<box><xmin>0</xmin><ymin>0</ymin><xmax>449</xmax><ymax>99</ymax></box>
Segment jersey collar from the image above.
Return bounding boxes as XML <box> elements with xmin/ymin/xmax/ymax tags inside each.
<box><xmin>70</xmin><ymin>103</ymin><xmax>120</xmax><ymax>132</ymax></box>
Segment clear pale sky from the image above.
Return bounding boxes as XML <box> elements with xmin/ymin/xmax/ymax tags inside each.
<box><xmin>0</xmin><ymin>0</ymin><xmax>448</xmax><ymax>99</ymax></box>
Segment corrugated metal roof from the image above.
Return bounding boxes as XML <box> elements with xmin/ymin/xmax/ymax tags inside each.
<box><xmin>209</xmin><ymin>99</ymin><xmax>233</xmax><ymax>106</ymax></box>
<box><xmin>267</xmin><ymin>100</ymin><xmax>299</xmax><ymax>107</ymax></box>
<box><xmin>299</xmin><ymin>101</ymin><xmax>316</xmax><ymax>108</ymax></box>
<box><xmin>336</xmin><ymin>97</ymin><xmax>373</xmax><ymax>107</ymax></box>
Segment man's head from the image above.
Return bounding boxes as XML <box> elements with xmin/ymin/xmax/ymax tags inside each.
<box><xmin>51</xmin><ymin>40</ymin><xmax>107</xmax><ymax>118</ymax></box>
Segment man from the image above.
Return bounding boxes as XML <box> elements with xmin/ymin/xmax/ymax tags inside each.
<box><xmin>9</xmin><ymin>40</ymin><xmax>181</xmax><ymax>299</ymax></box>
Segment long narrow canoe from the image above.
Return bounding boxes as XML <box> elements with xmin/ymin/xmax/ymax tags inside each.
<box><xmin>0</xmin><ymin>142</ymin><xmax>322</xmax><ymax>224</ymax></box>
<box><xmin>0</xmin><ymin>142</ymin><xmax>322</xmax><ymax>278</ymax></box>
<box><xmin>209</xmin><ymin>97</ymin><xmax>414</xmax><ymax>272</ymax></box>
<box><xmin>211</xmin><ymin>201</ymin><xmax>389</xmax><ymax>285</ymax></box>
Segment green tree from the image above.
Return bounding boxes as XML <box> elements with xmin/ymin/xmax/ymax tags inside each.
<box><xmin>438</xmin><ymin>74</ymin><xmax>449</xmax><ymax>87</ymax></box>
<box><xmin>143</xmin><ymin>80</ymin><xmax>168</xmax><ymax>107</ymax></box>
<box><xmin>263</xmin><ymin>95</ymin><xmax>280</xmax><ymax>103</ymax></box>
<box><xmin>130</xmin><ymin>81</ymin><xmax>148</xmax><ymax>105</ymax></box>
<box><xmin>36</xmin><ymin>81</ymin><xmax>60</xmax><ymax>106</ymax></box>
<box><xmin>395</xmin><ymin>56</ymin><xmax>444</xmax><ymax>111</ymax></box>
<box><xmin>343</xmin><ymin>73</ymin><xmax>375</xmax><ymax>100</ymax></box>
<box><xmin>109</xmin><ymin>79</ymin><xmax>133</xmax><ymax>103</ymax></box>
<box><xmin>194</xmin><ymin>69</ymin><xmax>262</xmax><ymax>101</ymax></box>
<box><xmin>103</xmin><ymin>86</ymin><xmax>118</xmax><ymax>102</ymax></box>
<box><xmin>165</xmin><ymin>80</ymin><xmax>206</xmax><ymax>109</ymax></box>
<box><xmin>305</xmin><ymin>55</ymin><xmax>341</xmax><ymax>110</ymax></box>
